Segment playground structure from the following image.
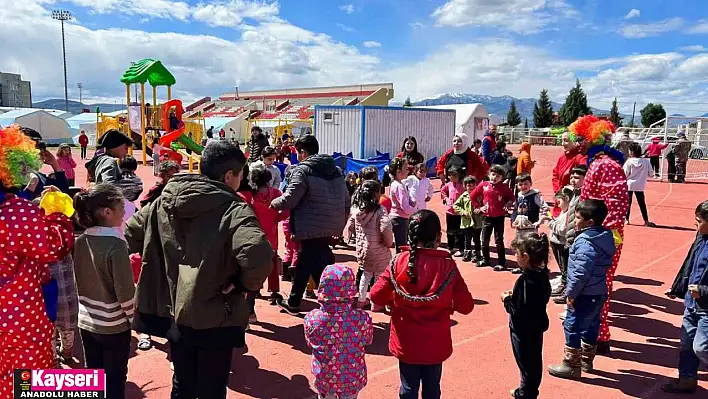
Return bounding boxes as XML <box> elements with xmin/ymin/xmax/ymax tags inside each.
<box><xmin>159</xmin><ymin>99</ymin><xmax>204</xmax><ymax>172</ymax></box>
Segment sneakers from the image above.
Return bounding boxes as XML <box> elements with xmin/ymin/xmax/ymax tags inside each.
<box><xmin>453</xmin><ymin>251</ymin><xmax>464</xmax><ymax>258</ymax></box>
<box><xmin>550</xmin><ymin>276</ymin><xmax>562</xmax><ymax>289</ymax></box>
<box><xmin>462</xmin><ymin>251</ymin><xmax>472</xmax><ymax>262</ymax></box>
<box><xmin>551</xmin><ymin>283</ymin><xmax>566</xmax><ymax>297</ymax></box>
<box><xmin>493</xmin><ymin>265</ymin><xmax>508</xmax><ymax>272</ymax></box>
<box><xmin>645</xmin><ymin>221</ymin><xmax>657</xmax><ymax>228</ymax></box>
<box><xmin>269</xmin><ymin>292</ymin><xmax>283</xmax><ymax>305</ymax></box>
<box><xmin>511</xmin><ymin>268</ymin><xmax>522</xmax><ymax>274</ymax></box>
<box><xmin>553</xmin><ymin>294</ymin><xmax>567</xmax><ymax>305</ymax></box>
<box><xmin>277</xmin><ymin>299</ymin><xmax>301</xmax><ymax>315</ymax></box>
<box><xmin>559</xmin><ymin>310</ymin><xmax>567</xmax><ymax>320</ymax></box>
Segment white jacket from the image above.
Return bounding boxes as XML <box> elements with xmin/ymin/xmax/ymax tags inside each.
<box><xmin>623</xmin><ymin>157</ymin><xmax>652</xmax><ymax>192</ymax></box>
<box><xmin>403</xmin><ymin>175</ymin><xmax>434</xmax><ymax>211</ymax></box>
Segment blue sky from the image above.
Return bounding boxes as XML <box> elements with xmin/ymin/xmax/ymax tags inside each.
<box><xmin>1</xmin><ymin>0</ymin><xmax>707</xmax><ymax>115</ymax></box>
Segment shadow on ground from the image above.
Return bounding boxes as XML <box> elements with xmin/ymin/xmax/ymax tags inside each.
<box><xmin>228</xmin><ymin>354</ymin><xmax>317</xmax><ymax>399</ymax></box>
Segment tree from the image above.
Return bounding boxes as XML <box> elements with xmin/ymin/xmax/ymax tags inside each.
<box><xmin>559</xmin><ymin>79</ymin><xmax>591</xmax><ymax>126</ymax></box>
<box><xmin>403</xmin><ymin>96</ymin><xmax>412</xmax><ymax>107</ymax></box>
<box><xmin>533</xmin><ymin>89</ymin><xmax>554</xmax><ymax>128</ymax></box>
<box><xmin>524</xmin><ymin>118</ymin><xmax>529</xmax><ymax>128</ymax></box>
<box><xmin>506</xmin><ymin>100</ymin><xmax>522</xmax><ymax>127</ymax></box>
<box><xmin>609</xmin><ymin>97</ymin><xmax>622</xmax><ymax>126</ymax></box>
<box><xmin>640</xmin><ymin>103</ymin><xmax>666</xmax><ymax>127</ymax></box>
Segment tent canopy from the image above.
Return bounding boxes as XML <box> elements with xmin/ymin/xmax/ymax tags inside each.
<box><xmin>0</xmin><ymin>109</ymin><xmax>73</xmax><ymax>144</ymax></box>
<box><xmin>120</xmin><ymin>58</ymin><xmax>176</xmax><ymax>87</ymax></box>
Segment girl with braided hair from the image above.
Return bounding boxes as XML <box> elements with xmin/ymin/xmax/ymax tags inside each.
<box><xmin>370</xmin><ymin>210</ymin><xmax>474</xmax><ymax>399</ymax></box>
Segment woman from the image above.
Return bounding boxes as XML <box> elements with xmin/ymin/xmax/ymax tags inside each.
<box><xmin>436</xmin><ymin>132</ymin><xmax>488</xmax><ymax>182</ymax></box>
<box><xmin>396</xmin><ymin>136</ymin><xmax>425</xmax><ymax>173</ymax></box>
<box><xmin>551</xmin><ymin>132</ymin><xmax>586</xmax><ymax>216</ymax></box>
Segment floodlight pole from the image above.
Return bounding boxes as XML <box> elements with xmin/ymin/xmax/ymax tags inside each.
<box><xmin>52</xmin><ymin>10</ymin><xmax>72</xmax><ymax>112</ymax></box>
<box><xmin>77</xmin><ymin>82</ymin><xmax>83</xmax><ymax>104</ymax></box>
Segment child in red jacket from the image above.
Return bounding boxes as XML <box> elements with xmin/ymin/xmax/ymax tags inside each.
<box><xmin>469</xmin><ymin>165</ymin><xmax>516</xmax><ymax>271</ymax></box>
<box><xmin>371</xmin><ymin>209</ymin><xmax>474</xmax><ymax>399</ymax></box>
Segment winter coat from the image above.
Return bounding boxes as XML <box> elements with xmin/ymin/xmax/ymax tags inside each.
<box><xmin>436</xmin><ymin>148</ymin><xmax>488</xmax><ymax>183</ymax></box>
<box><xmin>389</xmin><ymin>180</ymin><xmax>416</xmax><ymax>219</ymax></box>
<box><xmin>552</xmin><ymin>148</ymin><xmax>586</xmax><ymax>193</ymax></box>
<box><xmin>548</xmin><ymin>209</ymin><xmax>570</xmax><ymax>245</ymax></box>
<box><xmin>57</xmin><ymin>156</ymin><xmax>77</xmax><ymax>180</ymax></box>
<box><xmin>669</xmin><ymin>233</ymin><xmax>708</xmax><ymax>310</ymax></box>
<box><xmin>124</xmin><ymin>174</ymin><xmax>273</xmax><ymax>348</ymax></box>
<box><xmin>646</xmin><ymin>141</ymin><xmax>669</xmax><ymax>157</ymax></box>
<box><xmin>354</xmin><ymin>206</ymin><xmax>394</xmax><ymax>274</ymax></box>
<box><xmin>517</xmin><ymin>143</ymin><xmax>534</xmax><ymax>174</ymax></box>
<box><xmin>247</xmin><ymin>132</ymin><xmax>270</xmax><ymax>163</ymax></box>
<box><xmin>481</xmin><ymin>132</ymin><xmax>497</xmax><ymax>164</ymax></box>
<box><xmin>304</xmin><ymin>265</ymin><xmax>373</xmax><ymax>397</ymax></box>
<box><xmin>623</xmin><ymin>157</ymin><xmax>652</xmax><ymax>192</ymax></box>
<box><xmin>78</xmin><ymin>134</ymin><xmax>89</xmax><ymax>147</ymax></box>
<box><xmin>469</xmin><ymin>180</ymin><xmax>515</xmax><ymax>218</ymax></box>
<box><xmin>86</xmin><ymin>152</ymin><xmax>121</xmax><ymax>184</ymax></box>
<box><xmin>504</xmin><ymin>268</ymin><xmax>551</xmax><ymax>334</ymax></box>
<box><xmin>674</xmin><ymin>138</ymin><xmax>691</xmax><ymax>161</ymax></box>
<box><xmin>239</xmin><ymin>187</ymin><xmax>289</xmax><ymax>249</ymax></box>
<box><xmin>370</xmin><ymin>247</ymin><xmax>474</xmax><ymax>364</ymax></box>
<box><xmin>452</xmin><ymin>191</ymin><xmax>484</xmax><ymax>230</ymax></box>
<box><xmin>271</xmin><ymin>154</ymin><xmax>350</xmax><ymax>241</ymax></box>
<box><xmin>566</xmin><ymin>226</ymin><xmax>616</xmax><ymax>299</ymax></box>
<box><xmin>403</xmin><ymin>175</ymin><xmax>434</xmax><ymax>212</ymax></box>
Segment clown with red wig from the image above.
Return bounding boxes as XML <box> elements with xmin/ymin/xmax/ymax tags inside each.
<box><xmin>0</xmin><ymin>125</ymin><xmax>75</xmax><ymax>397</ymax></box>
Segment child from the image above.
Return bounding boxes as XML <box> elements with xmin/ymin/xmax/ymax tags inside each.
<box><xmin>404</xmin><ymin>163</ymin><xmax>434</xmax><ymax>212</ymax></box>
<box><xmin>505</xmin><ymin>156</ymin><xmax>518</xmax><ymax>193</ymax></box>
<box><xmin>453</xmin><ymin>175</ymin><xmax>484</xmax><ymax>263</ymax></box>
<box><xmin>503</xmin><ymin>233</ymin><xmax>552</xmax><ymax>399</ymax></box>
<box><xmin>73</xmin><ymin>184</ymin><xmax>135</xmax><ymax>398</ymax></box>
<box><xmin>140</xmin><ymin>160</ymin><xmax>180</xmax><ymax>207</ymax></box>
<box><xmin>469</xmin><ymin>165</ymin><xmax>516</xmax><ymax>271</ymax></box>
<box><xmin>548</xmin><ymin>199</ymin><xmax>615</xmax><ymax>380</ymax></box>
<box><xmin>389</xmin><ymin>157</ymin><xmax>416</xmax><ymax>252</ymax></box>
<box><xmin>370</xmin><ymin>210</ymin><xmax>474</xmax><ymax>398</ymax></box>
<box><xmin>114</xmin><ymin>156</ymin><xmax>144</xmax><ymax>231</ymax></box>
<box><xmin>253</xmin><ymin>146</ymin><xmax>282</xmax><ymax>189</ymax></box>
<box><xmin>152</xmin><ymin>138</ymin><xmax>162</xmax><ymax>176</ymax></box>
<box><xmin>346</xmin><ymin>171</ymin><xmax>359</xmax><ymax>197</ymax></box>
<box><xmin>645</xmin><ymin>136</ymin><xmax>669</xmax><ymax>178</ymax></box>
<box><xmin>517</xmin><ymin>143</ymin><xmax>535</xmax><ymax>175</ymax></box>
<box><xmin>441</xmin><ymin>165</ymin><xmax>465</xmax><ymax>257</ymax></box>
<box><xmin>623</xmin><ymin>142</ymin><xmax>656</xmax><ymax>227</ymax></box>
<box><xmin>50</xmin><ymin>254</ymin><xmax>79</xmax><ymax>365</ymax></box>
<box><xmin>543</xmin><ymin>187</ymin><xmax>574</xmax><ymax>298</ymax></box>
<box><xmin>662</xmin><ymin>200</ymin><xmax>708</xmax><ymax>394</ymax></box>
<box><xmin>304</xmin><ymin>264</ymin><xmax>373</xmax><ymax>399</ymax></box>
<box><xmin>511</xmin><ymin>173</ymin><xmax>549</xmax><ymax>273</ymax></box>
<box><xmin>352</xmin><ymin>180</ymin><xmax>394</xmax><ymax>311</ymax></box>
<box><xmin>56</xmin><ymin>144</ymin><xmax>77</xmax><ymax>186</ymax></box>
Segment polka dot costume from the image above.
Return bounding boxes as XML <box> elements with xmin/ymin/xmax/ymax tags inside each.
<box><xmin>0</xmin><ymin>196</ymin><xmax>74</xmax><ymax>397</ymax></box>
<box><xmin>579</xmin><ymin>154</ymin><xmax>629</xmax><ymax>343</ymax></box>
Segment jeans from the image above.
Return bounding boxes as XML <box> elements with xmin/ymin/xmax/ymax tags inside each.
<box><xmin>564</xmin><ymin>295</ymin><xmax>607</xmax><ymax>348</ymax></box>
<box><xmin>678</xmin><ymin>308</ymin><xmax>708</xmax><ymax>379</ymax></box>
<box><xmin>462</xmin><ymin>227</ymin><xmax>482</xmax><ymax>254</ymax></box>
<box><xmin>80</xmin><ymin>329</ymin><xmax>131</xmax><ymax>399</ymax></box>
<box><xmin>391</xmin><ymin>217</ymin><xmax>409</xmax><ymax>253</ymax></box>
<box><xmin>511</xmin><ymin>331</ymin><xmax>543</xmax><ymax>399</ymax></box>
<box><xmin>169</xmin><ymin>337</ymin><xmax>234</xmax><ymax>399</ymax></box>
<box><xmin>551</xmin><ymin>243</ymin><xmax>569</xmax><ymax>284</ymax></box>
<box><xmin>153</xmin><ymin>154</ymin><xmax>161</xmax><ymax>175</ymax></box>
<box><xmin>399</xmin><ymin>361</ymin><xmax>443</xmax><ymax>399</ymax></box>
<box><xmin>482</xmin><ymin>216</ymin><xmax>506</xmax><ymax>266</ymax></box>
<box><xmin>627</xmin><ymin>191</ymin><xmax>649</xmax><ymax>222</ymax></box>
<box><xmin>288</xmin><ymin>237</ymin><xmax>334</xmax><ymax>308</ymax></box>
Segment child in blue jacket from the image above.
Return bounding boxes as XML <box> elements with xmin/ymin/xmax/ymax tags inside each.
<box><xmin>548</xmin><ymin>199</ymin><xmax>616</xmax><ymax>380</ymax></box>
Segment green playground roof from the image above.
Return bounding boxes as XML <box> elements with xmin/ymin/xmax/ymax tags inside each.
<box><xmin>120</xmin><ymin>58</ymin><xmax>176</xmax><ymax>87</ymax></box>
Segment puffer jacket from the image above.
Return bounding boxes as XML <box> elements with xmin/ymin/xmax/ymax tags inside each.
<box><xmin>354</xmin><ymin>206</ymin><xmax>394</xmax><ymax>274</ymax></box>
<box><xmin>125</xmin><ymin>174</ymin><xmax>273</xmax><ymax>347</ymax></box>
<box><xmin>304</xmin><ymin>265</ymin><xmax>373</xmax><ymax>398</ymax></box>
<box><xmin>271</xmin><ymin>154</ymin><xmax>350</xmax><ymax>240</ymax></box>
<box><xmin>566</xmin><ymin>226</ymin><xmax>616</xmax><ymax>299</ymax></box>
<box><xmin>517</xmin><ymin>142</ymin><xmax>534</xmax><ymax>174</ymax></box>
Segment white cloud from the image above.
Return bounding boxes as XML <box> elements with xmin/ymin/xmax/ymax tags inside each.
<box><xmin>431</xmin><ymin>0</ymin><xmax>578</xmax><ymax>34</ymax></box>
<box><xmin>624</xmin><ymin>9</ymin><xmax>640</xmax><ymax>20</ymax></box>
<box><xmin>363</xmin><ymin>40</ymin><xmax>381</xmax><ymax>48</ymax></box>
<box><xmin>336</xmin><ymin>23</ymin><xmax>355</xmax><ymax>32</ymax></box>
<box><xmin>619</xmin><ymin>17</ymin><xmax>684</xmax><ymax>38</ymax></box>
<box><xmin>67</xmin><ymin>0</ymin><xmax>192</xmax><ymax>20</ymax></box>
<box><xmin>687</xmin><ymin>19</ymin><xmax>708</xmax><ymax>34</ymax></box>
<box><xmin>339</xmin><ymin>4</ymin><xmax>356</xmax><ymax>14</ymax></box>
<box><xmin>680</xmin><ymin>45</ymin><xmax>708</xmax><ymax>52</ymax></box>
<box><xmin>192</xmin><ymin>1</ymin><xmax>279</xmax><ymax>27</ymax></box>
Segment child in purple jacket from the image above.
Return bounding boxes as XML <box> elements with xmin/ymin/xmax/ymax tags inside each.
<box><xmin>305</xmin><ymin>264</ymin><xmax>373</xmax><ymax>399</ymax></box>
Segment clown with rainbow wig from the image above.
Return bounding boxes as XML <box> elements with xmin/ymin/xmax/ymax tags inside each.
<box><xmin>0</xmin><ymin>125</ymin><xmax>75</xmax><ymax>397</ymax></box>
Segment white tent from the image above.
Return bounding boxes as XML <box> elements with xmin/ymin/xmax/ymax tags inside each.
<box><xmin>0</xmin><ymin>109</ymin><xmax>73</xmax><ymax>144</ymax></box>
<box><xmin>416</xmin><ymin>104</ymin><xmax>490</xmax><ymax>141</ymax></box>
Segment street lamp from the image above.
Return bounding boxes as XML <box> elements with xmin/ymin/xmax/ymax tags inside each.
<box><xmin>52</xmin><ymin>9</ymin><xmax>72</xmax><ymax>112</ymax></box>
<box><xmin>77</xmin><ymin>82</ymin><xmax>83</xmax><ymax>104</ymax></box>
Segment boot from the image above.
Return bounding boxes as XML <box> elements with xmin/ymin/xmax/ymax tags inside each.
<box><xmin>551</xmin><ymin>282</ymin><xmax>566</xmax><ymax>297</ymax></box>
<box><xmin>548</xmin><ymin>346</ymin><xmax>582</xmax><ymax>380</ymax></box>
<box><xmin>581</xmin><ymin>342</ymin><xmax>597</xmax><ymax>372</ymax></box>
<box><xmin>553</xmin><ymin>294</ymin><xmax>567</xmax><ymax>304</ymax></box>
<box><xmin>661</xmin><ymin>377</ymin><xmax>698</xmax><ymax>394</ymax></box>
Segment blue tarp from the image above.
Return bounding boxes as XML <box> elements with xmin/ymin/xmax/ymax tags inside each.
<box><xmin>426</xmin><ymin>157</ymin><xmax>437</xmax><ymax>177</ymax></box>
<box><xmin>345</xmin><ymin>157</ymin><xmax>389</xmax><ymax>181</ymax></box>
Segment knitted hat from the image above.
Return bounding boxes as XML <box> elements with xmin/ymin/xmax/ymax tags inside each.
<box><xmin>97</xmin><ymin>129</ymin><xmax>133</xmax><ymax>149</ymax></box>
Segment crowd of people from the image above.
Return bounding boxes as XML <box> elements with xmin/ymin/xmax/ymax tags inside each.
<box><xmin>1</xmin><ymin>116</ymin><xmax>707</xmax><ymax>399</ymax></box>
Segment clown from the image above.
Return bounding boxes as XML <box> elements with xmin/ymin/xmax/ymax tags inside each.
<box><xmin>0</xmin><ymin>125</ymin><xmax>75</xmax><ymax>397</ymax></box>
<box><xmin>569</xmin><ymin>115</ymin><xmax>629</xmax><ymax>354</ymax></box>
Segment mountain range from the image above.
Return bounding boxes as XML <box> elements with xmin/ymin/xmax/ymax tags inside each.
<box><xmin>33</xmin><ymin>99</ymin><xmax>125</xmax><ymax>114</ymax></box>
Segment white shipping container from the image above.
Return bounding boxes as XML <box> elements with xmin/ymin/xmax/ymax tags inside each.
<box><xmin>314</xmin><ymin>105</ymin><xmax>455</xmax><ymax>160</ymax></box>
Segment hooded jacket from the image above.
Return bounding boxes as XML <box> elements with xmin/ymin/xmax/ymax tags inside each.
<box><xmin>124</xmin><ymin>174</ymin><xmax>273</xmax><ymax>347</ymax></box>
<box><xmin>304</xmin><ymin>265</ymin><xmax>373</xmax><ymax>397</ymax></box>
<box><xmin>566</xmin><ymin>226</ymin><xmax>616</xmax><ymax>299</ymax></box>
<box><xmin>271</xmin><ymin>154</ymin><xmax>350</xmax><ymax>241</ymax></box>
<box><xmin>517</xmin><ymin>143</ymin><xmax>534</xmax><ymax>174</ymax></box>
<box><xmin>370</xmin><ymin>247</ymin><xmax>474</xmax><ymax>364</ymax></box>
<box><xmin>354</xmin><ymin>205</ymin><xmax>394</xmax><ymax>274</ymax></box>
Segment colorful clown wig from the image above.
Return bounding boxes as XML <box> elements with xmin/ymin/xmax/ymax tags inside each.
<box><xmin>0</xmin><ymin>124</ymin><xmax>42</xmax><ymax>188</ymax></box>
<box><xmin>567</xmin><ymin>115</ymin><xmax>616</xmax><ymax>147</ymax></box>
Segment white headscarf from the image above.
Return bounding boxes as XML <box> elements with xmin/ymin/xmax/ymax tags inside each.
<box><xmin>453</xmin><ymin>132</ymin><xmax>468</xmax><ymax>155</ymax></box>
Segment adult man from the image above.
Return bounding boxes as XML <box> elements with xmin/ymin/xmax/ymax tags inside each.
<box><xmin>571</xmin><ymin>115</ymin><xmax>629</xmax><ymax>355</ymax></box>
<box><xmin>674</xmin><ymin>132</ymin><xmax>691</xmax><ymax>183</ymax></box>
<box><xmin>125</xmin><ymin>141</ymin><xmax>273</xmax><ymax>398</ymax></box>
<box><xmin>552</xmin><ymin>132</ymin><xmax>587</xmax><ymax>216</ymax></box>
<box><xmin>272</xmin><ymin>135</ymin><xmax>350</xmax><ymax>314</ymax></box>
<box><xmin>481</xmin><ymin>124</ymin><xmax>498</xmax><ymax>165</ymax></box>
<box><xmin>247</xmin><ymin>126</ymin><xmax>270</xmax><ymax>164</ymax></box>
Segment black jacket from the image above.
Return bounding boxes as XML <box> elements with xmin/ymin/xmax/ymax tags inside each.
<box><xmin>670</xmin><ymin>233</ymin><xmax>708</xmax><ymax>309</ymax></box>
<box><xmin>504</xmin><ymin>268</ymin><xmax>552</xmax><ymax>334</ymax></box>
<box><xmin>247</xmin><ymin>133</ymin><xmax>270</xmax><ymax>163</ymax></box>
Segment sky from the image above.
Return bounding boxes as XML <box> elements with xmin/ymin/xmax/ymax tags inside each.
<box><xmin>1</xmin><ymin>0</ymin><xmax>707</xmax><ymax>115</ymax></box>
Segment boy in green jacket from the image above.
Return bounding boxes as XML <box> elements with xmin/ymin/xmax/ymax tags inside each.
<box><xmin>454</xmin><ymin>176</ymin><xmax>485</xmax><ymax>263</ymax></box>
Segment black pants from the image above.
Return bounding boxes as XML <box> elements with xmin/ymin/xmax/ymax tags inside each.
<box><xmin>627</xmin><ymin>191</ymin><xmax>649</xmax><ymax>222</ymax></box>
<box><xmin>445</xmin><ymin>214</ymin><xmax>463</xmax><ymax>253</ymax></box>
<box><xmin>288</xmin><ymin>237</ymin><xmax>334</xmax><ymax>307</ymax></box>
<box><xmin>551</xmin><ymin>242</ymin><xmax>569</xmax><ymax>284</ymax></box>
<box><xmin>67</xmin><ymin>178</ymin><xmax>76</xmax><ymax>187</ymax></box>
<box><xmin>80</xmin><ymin>329</ymin><xmax>131</xmax><ymax>399</ymax></box>
<box><xmin>650</xmin><ymin>156</ymin><xmax>660</xmax><ymax>176</ymax></box>
<box><xmin>169</xmin><ymin>338</ymin><xmax>233</xmax><ymax>399</ymax></box>
<box><xmin>399</xmin><ymin>361</ymin><xmax>443</xmax><ymax>399</ymax></box>
<box><xmin>511</xmin><ymin>330</ymin><xmax>543</xmax><ymax>399</ymax></box>
<box><xmin>391</xmin><ymin>216</ymin><xmax>409</xmax><ymax>253</ymax></box>
<box><xmin>462</xmin><ymin>227</ymin><xmax>482</xmax><ymax>255</ymax></box>
<box><xmin>482</xmin><ymin>216</ymin><xmax>506</xmax><ymax>266</ymax></box>
<box><xmin>81</xmin><ymin>146</ymin><xmax>87</xmax><ymax>159</ymax></box>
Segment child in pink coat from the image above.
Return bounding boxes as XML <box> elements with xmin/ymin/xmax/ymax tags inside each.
<box><xmin>305</xmin><ymin>264</ymin><xmax>373</xmax><ymax>399</ymax></box>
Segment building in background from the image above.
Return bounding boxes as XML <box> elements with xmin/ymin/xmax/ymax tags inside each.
<box><xmin>0</xmin><ymin>72</ymin><xmax>32</xmax><ymax>108</ymax></box>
